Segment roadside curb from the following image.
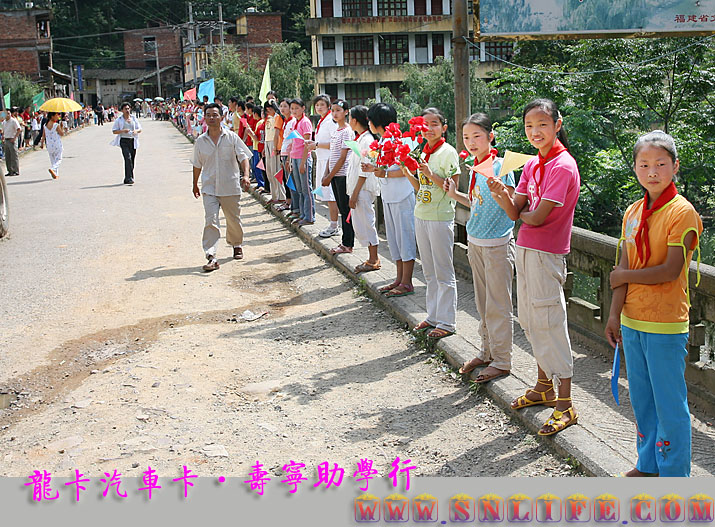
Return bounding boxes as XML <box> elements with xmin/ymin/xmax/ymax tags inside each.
<box><xmin>245</xmin><ymin>186</ymin><xmax>632</xmax><ymax>477</ymax></box>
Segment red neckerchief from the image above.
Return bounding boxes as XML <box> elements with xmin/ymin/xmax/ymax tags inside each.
<box><xmin>634</xmin><ymin>181</ymin><xmax>678</xmax><ymax>263</ymax></box>
<box><xmin>535</xmin><ymin>138</ymin><xmax>567</xmax><ymax>198</ymax></box>
<box><xmin>469</xmin><ymin>148</ymin><xmax>498</xmax><ymax>201</ymax></box>
<box><xmin>315</xmin><ymin>113</ymin><xmax>330</xmax><ymax>135</ymax></box>
<box><xmin>423</xmin><ymin>138</ymin><xmax>445</xmax><ymax>162</ymax></box>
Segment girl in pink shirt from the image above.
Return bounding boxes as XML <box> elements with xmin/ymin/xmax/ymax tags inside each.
<box><xmin>488</xmin><ymin>98</ymin><xmax>580</xmax><ymax>436</ymax></box>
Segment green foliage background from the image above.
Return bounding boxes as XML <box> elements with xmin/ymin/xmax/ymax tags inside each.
<box><xmin>49</xmin><ymin>0</ymin><xmax>310</xmax><ymax>71</ymax></box>
<box><xmin>208</xmin><ymin>42</ymin><xmax>314</xmax><ymax>102</ymax></box>
<box><xmin>0</xmin><ymin>72</ymin><xmax>42</xmax><ymax>109</ymax></box>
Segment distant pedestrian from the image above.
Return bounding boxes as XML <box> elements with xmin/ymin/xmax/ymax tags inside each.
<box><xmin>96</xmin><ymin>103</ymin><xmax>105</xmax><ymax>126</ymax></box>
<box><xmin>111</xmin><ymin>102</ymin><xmax>142</xmax><ymax>185</ymax></box>
<box><xmin>2</xmin><ymin>108</ymin><xmax>22</xmax><ymax>176</ymax></box>
<box><xmin>191</xmin><ymin>103</ymin><xmax>251</xmax><ymax>271</ymax></box>
<box><xmin>44</xmin><ymin>111</ymin><xmax>65</xmax><ymax>179</ymax></box>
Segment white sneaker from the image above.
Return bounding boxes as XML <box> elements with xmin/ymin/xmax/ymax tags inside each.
<box><xmin>319</xmin><ymin>226</ymin><xmax>340</xmax><ymax>238</ymax></box>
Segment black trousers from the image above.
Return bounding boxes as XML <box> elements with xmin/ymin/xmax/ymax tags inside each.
<box><xmin>330</xmin><ymin>176</ymin><xmax>354</xmax><ymax>248</ymax></box>
<box><xmin>120</xmin><ymin>138</ymin><xmax>136</xmax><ymax>182</ymax></box>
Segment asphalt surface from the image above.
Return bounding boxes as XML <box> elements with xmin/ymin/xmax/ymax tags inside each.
<box><xmin>0</xmin><ymin>119</ymin><xmax>196</xmax><ymax>384</ymax></box>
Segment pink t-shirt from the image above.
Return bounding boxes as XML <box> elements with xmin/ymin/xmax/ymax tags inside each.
<box><xmin>514</xmin><ymin>150</ymin><xmax>580</xmax><ymax>254</ymax></box>
<box><xmin>290</xmin><ymin>115</ymin><xmax>313</xmax><ymax>159</ymax></box>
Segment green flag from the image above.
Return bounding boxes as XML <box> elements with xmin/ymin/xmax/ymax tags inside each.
<box><xmin>3</xmin><ymin>91</ymin><xmax>10</xmax><ymax>109</ymax></box>
<box><xmin>32</xmin><ymin>91</ymin><xmax>45</xmax><ymax>112</ymax></box>
<box><xmin>180</xmin><ymin>89</ymin><xmax>184</xmax><ymax>101</ymax></box>
<box><xmin>259</xmin><ymin>59</ymin><xmax>271</xmax><ymax>104</ymax></box>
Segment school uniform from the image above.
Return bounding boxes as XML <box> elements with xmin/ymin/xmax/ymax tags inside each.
<box><xmin>619</xmin><ymin>193</ymin><xmax>702</xmax><ymax>477</ymax></box>
<box><xmin>414</xmin><ymin>142</ymin><xmax>460</xmax><ymax>333</ymax></box>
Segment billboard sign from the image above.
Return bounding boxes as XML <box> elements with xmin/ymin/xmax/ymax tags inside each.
<box><xmin>479</xmin><ymin>0</ymin><xmax>715</xmax><ymax>37</ymax></box>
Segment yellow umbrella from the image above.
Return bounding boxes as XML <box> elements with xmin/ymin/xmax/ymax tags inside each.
<box><xmin>39</xmin><ymin>97</ymin><xmax>82</xmax><ymax>112</ymax></box>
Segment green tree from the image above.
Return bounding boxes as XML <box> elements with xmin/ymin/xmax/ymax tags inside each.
<box><xmin>0</xmin><ymin>72</ymin><xmax>42</xmax><ymax>110</ymax></box>
<box><xmin>267</xmin><ymin>42</ymin><xmax>315</xmax><ymax>102</ymax></box>
<box><xmin>375</xmin><ymin>58</ymin><xmax>492</xmax><ymax>144</ymax></box>
<box><xmin>491</xmin><ymin>37</ymin><xmax>715</xmax><ymax>248</ymax></box>
<box><xmin>207</xmin><ymin>48</ymin><xmax>261</xmax><ymax>101</ymax></box>
<box><xmin>207</xmin><ymin>42</ymin><xmax>315</xmax><ymax>103</ymax></box>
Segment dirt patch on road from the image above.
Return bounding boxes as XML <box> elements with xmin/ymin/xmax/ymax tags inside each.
<box><xmin>1</xmin><ymin>190</ymin><xmax>580</xmax><ymax>480</ymax></box>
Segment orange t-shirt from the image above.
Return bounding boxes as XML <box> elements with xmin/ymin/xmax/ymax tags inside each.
<box><xmin>274</xmin><ymin>115</ymin><xmax>284</xmax><ymax>152</ymax></box>
<box><xmin>620</xmin><ymin>194</ymin><xmax>703</xmax><ymax>334</ymax></box>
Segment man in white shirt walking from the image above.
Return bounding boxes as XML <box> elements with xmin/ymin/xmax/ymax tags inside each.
<box><xmin>111</xmin><ymin>102</ymin><xmax>142</xmax><ymax>184</ymax></box>
<box><xmin>2</xmin><ymin>109</ymin><xmax>22</xmax><ymax>176</ymax></box>
<box><xmin>192</xmin><ymin>103</ymin><xmax>251</xmax><ymax>271</ymax></box>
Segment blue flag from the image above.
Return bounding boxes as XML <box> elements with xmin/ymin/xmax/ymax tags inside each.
<box><xmin>611</xmin><ymin>343</ymin><xmax>620</xmax><ymax>405</ymax></box>
<box><xmin>197</xmin><ymin>78</ymin><xmax>215</xmax><ymax>102</ymax></box>
<box><xmin>286</xmin><ymin>174</ymin><xmax>296</xmax><ymax>191</ymax></box>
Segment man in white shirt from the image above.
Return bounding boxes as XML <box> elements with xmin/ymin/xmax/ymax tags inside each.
<box><xmin>111</xmin><ymin>102</ymin><xmax>142</xmax><ymax>184</ymax></box>
<box><xmin>192</xmin><ymin>103</ymin><xmax>251</xmax><ymax>271</ymax></box>
<box><xmin>2</xmin><ymin>108</ymin><xmax>22</xmax><ymax>176</ymax></box>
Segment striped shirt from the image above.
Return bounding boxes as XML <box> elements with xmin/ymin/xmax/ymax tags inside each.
<box><xmin>328</xmin><ymin>126</ymin><xmax>354</xmax><ymax>178</ymax></box>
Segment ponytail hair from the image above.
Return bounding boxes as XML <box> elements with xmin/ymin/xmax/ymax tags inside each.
<box><xmin>522</xmin><ymin>98</ymin><xmax>570</xmax><ymax>151</ymax></box>
<box><xmin>350</xmin><ymin>105</ymin><xmax>375</xmax><ymax>139</ymax></box>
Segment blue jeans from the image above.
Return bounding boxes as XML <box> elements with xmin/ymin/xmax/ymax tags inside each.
<box><xmin>621</xmin><ymin>325</ymin><xmax>690</xmax><ymax>476</ymax></box>
<box><xmin>291</xmin><ymin>157</ymin><xmax>313</xmax><ymax>222</ymax></box>
<box><xmin>252</xmin><ymin>150</ymin><xmax>265</xmax><ymax>188</ymax></box>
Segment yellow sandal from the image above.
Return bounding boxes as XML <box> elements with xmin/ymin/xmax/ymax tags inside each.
<box><xmin>511</xmin><ymin>378</ymin><xmax>557</xmax><ymax>410</ymax></box>
<box><xmin>538</xmin><ymin>397</ymin><xmax>579</xmax><ymax>436</ymax></box>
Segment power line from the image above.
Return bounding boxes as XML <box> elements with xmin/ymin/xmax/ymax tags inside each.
<box><xmin>465</xmin><ymin>35</ymin><xmax>715</xmax><ymax>76</ymax></box>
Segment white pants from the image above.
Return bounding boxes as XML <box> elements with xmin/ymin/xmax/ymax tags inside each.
<box><xmin>315</xmin><ymin>158</ymin><xmax>335</xmax><ymax>201</ymax></box>
<box><xmin>415</xmin><ymin>218</ymin><xmax>457</xmax><ymax>332</ymax></box>
<box><xmin>352</xmin><ymin>190</ymin><xmax>379</xmax><ymax>247</ymax></box>
<box><xmin>202</xmin><ymin>194</ymin><xmax>243</xmax><ymax>257</ymax></box>
<box><xmin>515</xmin><ymin>246</ymin><xmax>573</xmax><ymax>381</ymax></box>
<box><xmin>383</xmin><ymin>194</ymin><xmax>417</xmax><ymax>262</ymax></box>
<box><xmin>468</xmin><ymin>240</ymin><xmax>515</xmax><ymax>371</ymax></box>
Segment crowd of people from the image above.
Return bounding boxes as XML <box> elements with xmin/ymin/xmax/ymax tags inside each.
<box><xmin>1</xmin><ymin>105</ymin><xmax>94</xmax><ymax>179</ymax></box>
<box><xmin>178</xmin><ymin>89</ymin><xmax>703</xmax><ymax>477</ymax></box>
<box><xmin>6</xmin><ymin>87</ymin><xmax>697</xmax><ymax>478</ymax></box>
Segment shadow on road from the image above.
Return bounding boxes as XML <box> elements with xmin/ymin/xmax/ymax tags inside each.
<box><xmin>126</xmin><ymin>257</ymin><xmax>236</xmax><ymax>281</ymax></box>
<box><xmin>80</xmin><ymin>183</ymin><xmax>128</xmax><ymax>189</ymax></box>
<box><xmin>7</xmin><ymin>179</ymin><xmax>51</xmax><ymax>186</ymax></box>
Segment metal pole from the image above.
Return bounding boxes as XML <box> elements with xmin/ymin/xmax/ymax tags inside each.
<box><xmin>0</xmin><ymin>77</ymin><xmax>6</xmax><ymax>111</ymax></box>
<box><xmin>189</xmin><ymin>2</ymin><xmax>197</xmax><ymax>86</ymax></box>
<box><xmin>69</xmin><ymin>59</ymin><xmax>75</xmax><ymax>99</ymax></box>
<box><xmin>219</xmin><ymin>3</ymin><xmax>224</xmax><ymax>48</ymax></box>
<box><xmin>452</xmin><ymin>0</ymin><xmax>470</xmax><ymax>195</ymax></box>
<box><xmin>154</xmin><ymin>43</ymin><xmax>162</xmax><ymax>98</ymax></box>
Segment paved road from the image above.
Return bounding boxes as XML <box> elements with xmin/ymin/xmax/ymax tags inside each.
<box><xmin>0</xmin><ymin>121</ymin><xmax>576</xmax><ymax>479</ymax></box>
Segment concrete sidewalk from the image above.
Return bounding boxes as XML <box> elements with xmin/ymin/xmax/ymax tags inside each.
<box><xmin>248</xmin><ymin>187</ymin><xmax>715</xmax><ymax>477</ymax></box>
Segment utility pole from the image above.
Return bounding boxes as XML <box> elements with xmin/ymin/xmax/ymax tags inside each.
<box><xmin>154</xmin><ymin>43</ymin><xmax>162</xmax><ymax>98</ymax></box>
<box><xmin>219</xmin><ymin>3</ymin><xmax>224</xmax><ymax>48</ymax></box>
<box><xmin>452</xmin><ymin>0</ymin><xmax>470</xmax><ymax>191</ymax></box>
<box><xmin>189</xmin><ymin>2</ymin><xmax>197</xmax><ymax>85</ymax></box>
<box><xmin>69</xmin><ymin>60</ymin><xmax>76</xmax><ymax>99</ymax></box>
<box><xmin>0</xmin><ymin>77</ymin><xmax>6</xmax><ymax>112</ymax></box>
